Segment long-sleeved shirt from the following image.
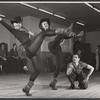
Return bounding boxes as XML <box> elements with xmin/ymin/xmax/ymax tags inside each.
<box><xmin>10</xmin><ymin>49</ymin><xmax>18</xmax><ymax>58</ymax></box>
<box><xmin>18</xmin><ymin>48</ymin><xmax>26</xmax><ymax>58</ymax></box>
<box><xmin>0</xmin><ymin>49</ymin><xmax>6</xmax><ymax>57</ymax></box>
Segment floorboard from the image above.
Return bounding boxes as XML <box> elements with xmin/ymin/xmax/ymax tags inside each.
<box><xmin>0</xmin><ymin>71</ymin><xmax>100</xmax><ymax>98</ymax></box>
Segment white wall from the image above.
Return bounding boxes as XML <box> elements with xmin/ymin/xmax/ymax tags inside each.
<box><xmin>0</xmin><ymin>19</ymin><xmax>11</xmax><ymax>51</ymax></box>
<box><xmin>86</xmin><ymin>31</ymin><xmax>100</xmax><ymax>53</ymax></box>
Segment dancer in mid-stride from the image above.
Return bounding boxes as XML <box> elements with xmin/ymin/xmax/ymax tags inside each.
<box><xmin>0</xmin><ymin>16</ymin><xmax>74</xmax><ymax>96</ymax></box>
<box><xmin>39</xmin><ymin>18</ymin><xmax>84</xmax><ymax>90</ymax></box>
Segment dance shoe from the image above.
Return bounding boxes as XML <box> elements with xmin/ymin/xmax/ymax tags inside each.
<box><xmin>22</xmin><ymin>81</ymin><xmax>34</xmax><ymax>96</ymax></box>
<box><xmin>49</xmin><ymin>78</ymin><xmax>57</xmax><ymax>90</ymax></box>
<box><xmin>69</xmin><ymin>84</ymin><xmax>75</xmax><ymax>89</ymax></box>
<box><xmin>55</xmin><ymin>23</ymin><xmax>73</xmax><ymax>35</ymax></box>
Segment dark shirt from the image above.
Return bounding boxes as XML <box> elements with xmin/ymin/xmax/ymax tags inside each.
<box><xmin>0</xmin><ymin>49</ymin><xmax>6</xmax><ymax>57</ymax></box>
<box><xmin>0</xmin><ymin>20</ymin><xmax>31</xmax><ymax>45</ymax></box>
<box><xmin>10</xmin><ymin>49</ymin><xmax>18</xmax><ymax>58</ymax></box>
<box><xmin>67</xmin><ymin>61</ymin><xmax>88</xmax><ymax>74</ymax></box>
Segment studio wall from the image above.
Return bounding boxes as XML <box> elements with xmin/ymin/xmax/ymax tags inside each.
<box><xmin>86</xmin><ymin>31</ymin><xmax>100</xmax><ymax>53</ymax></box>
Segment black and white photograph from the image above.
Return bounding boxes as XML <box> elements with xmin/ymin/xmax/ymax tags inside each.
<box><xmin>0</xmin><ymin>2</ymin><xmax>99</xmax><ymax>99</ymax></box>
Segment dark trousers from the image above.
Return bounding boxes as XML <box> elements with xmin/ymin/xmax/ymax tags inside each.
<box><xmin>19</xmin><ymin>58</ymin><xmax>27</xmax><ymax>73</ymax></box>
<box><xmin>67</xmin><ymin>72</ymin><xmax>88</xmax><ymax>89</ymax></box>
<box><xmin>26</xmin><ymin>56</ymin><xmax>40</xmax><ymax>82</ymax></box>
<box><xmin>48</xmin><ymin>34</ymin><xmax>72</xmax><ymax>78</ymax></box>
<box><xmin>23</xmin><ymin>30</ymin><xmax>72</xmax><ymax>82</ymax></box>
<box><xmin>10</xmin><ymin>57</ymin><xmax>20</xmax><ymax>73</ymax></box>
<box><xmin>0</xmin><ymin>58</ymin><xmax>9</xmax><ymax>73</ymax></box>
<box><xmin>48</xmin><ymin>34</ymin><xmax>68</xmax><ymax>78</ymax></box>
<box><xmin>24</xmin><ymin>34</ymin><xmax>64</xmax><ymax>82</ymax></box>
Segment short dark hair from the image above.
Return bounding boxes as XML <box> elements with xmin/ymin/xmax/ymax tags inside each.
<box><xmin>10</xmin><ymin>16</ymin><xmax>23</xmax><ymax>24</ymax></box>
<box><xmin>13</xmin><ymin>43</ymin><xmax>17</xmax><ymax>47</ymax></box>
<box><xmin>73</xmin><ymin>53</ymin><xmax>81</xmax><ymax>58</ymax></box>
<box><xmin>39</xmin><ymin>18</ymin><xmax>50</xmax><ymax>30</ymax></box>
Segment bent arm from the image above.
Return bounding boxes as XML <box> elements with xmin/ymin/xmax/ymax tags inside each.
<box><xmin>66</xmin><ymin>67</ymin><xmax>73</xmax><ymax>75</ymax></box>
<box><xmin>66</xmin><ymin>64</ymin><xmax>73</xmax><ymax>75</ymax></box>
<box><xmin>86</xmin><ymin>65</ymin><xmax>94</xmax><ymax>77</ymax></box>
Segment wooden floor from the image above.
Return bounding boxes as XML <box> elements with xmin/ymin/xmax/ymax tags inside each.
<box><xmin>0</xmin><ymin>71</ymin><xmax>100</xmax><ymax>98</ymax></box>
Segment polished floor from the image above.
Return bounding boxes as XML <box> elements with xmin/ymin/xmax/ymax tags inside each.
<box><xmin>0</xmin><ymin>71</ymin><xmax>100</xmax><ymax>98</ymax></box>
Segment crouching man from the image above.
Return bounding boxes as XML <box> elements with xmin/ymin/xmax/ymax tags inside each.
<box><xmin>66</xmin><ymin>53</ymin><xmax>94</xmax><ymax>89</ymax></box>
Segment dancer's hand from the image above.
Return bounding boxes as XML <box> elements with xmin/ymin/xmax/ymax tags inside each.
<box><xmin>82</xmin><ymin>76</ymin><xmax>89</xmax><ymax>83</ymax></box>
<box><xmin>23</xmin><ymin>66</ymin><xmax>28</xmax><ymax>71</ymax></box>
<box><xmin>28</xmin><ymin>31</ymin><xmax>34</xmax><ymax>36</ymax></box>
<box><xmin>0</xmin><ymin>17</ymin><xmax>2</xmax><ymax>21</ymax></box>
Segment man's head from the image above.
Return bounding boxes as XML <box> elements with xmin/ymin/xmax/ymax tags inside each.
<box><xmin>10</xmin><ymin>16</ymin><xmax>23</xmax><ymax>30</ymax></box>
<box><xmin>1</xmin><ymin>44</ymin><xmax>5</xmax><ymax>50</ymax></box>
<box><xmin>72</xmin><ymin>53</ymin><xmax>80</xmax><ymax>63</ymax></box>
<box><xmin>20</xmin><ymin>44</ymin><xmax>24</xmax><ymax>50</ymax></box>
<box><xmin>13</xmin><ymin>43</ymin><xmax>17</xmax><ymax>49</ymax></box>
<box><xmin>39</xmin><ymin>18</ymin><xmax>50</xmax><ymax>30</ymax></box>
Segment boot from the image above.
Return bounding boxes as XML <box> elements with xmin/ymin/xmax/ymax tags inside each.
<box><xmin>69</xmin><ymin>83</ymin><xmax>75</xmax><ymax>89</ymax></box>
<box><xmin>22</xmin><ymin>81</ymin><xmax>34</xmax><ymax>96</ymax></box>
<box><xmin>55</xmin><ymin>23</ymin><xmax>73</xmax><ymax>35</ymax></box>
<box><xmin>77</xmin><ymin>31</ymin><xmax>84</xmax><ymax>37</ymax></box>
<box><xmin>74</xmin><ymin>31</ymin><xmax>84</xmax><ymax>41</ymax></box>
<box><xmin>49</xmin><ymin>78</ymin><xmax>57</xmax><ymax>90</ymax></box>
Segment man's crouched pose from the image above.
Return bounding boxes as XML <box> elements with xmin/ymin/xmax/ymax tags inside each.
<box><xmin>66</xmin><ymin>53</ymin><xmax>94</xmax><ymax>89</ymax></box>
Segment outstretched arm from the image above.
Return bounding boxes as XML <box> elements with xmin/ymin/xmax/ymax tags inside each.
<box><xmin>0</xmin><ymin>17</ymin><xmax>16</xmax><ymax>35</ymax></box>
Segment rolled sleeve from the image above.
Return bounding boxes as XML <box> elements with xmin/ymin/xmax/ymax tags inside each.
<box><xmin>81</xmin><ymin>61</ymin><xmax>88</xmax><ymax>68</ymax></box>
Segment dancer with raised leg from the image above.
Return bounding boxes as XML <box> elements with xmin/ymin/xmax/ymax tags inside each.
<box><xmin>39</xmin><ymin>18</ymin><xmax>84</xmax><ymax>90</ymax></box>
<box><xmin>0</xmin><ymin>16</ymin><xmax>73</xmax><ymax>96</ymax></box>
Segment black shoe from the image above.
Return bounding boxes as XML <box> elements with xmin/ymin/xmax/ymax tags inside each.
<box><xmin>22</xmin><ymin>88</ymin><xmax>32</xmax><ymax>96</ymax></box>
<box><xmin>49</xmin><ymin>83</ymin><xmax>57</xmax><ymax>90</ymax></box>
<box><xmin>22</xmin><ymin>81</ymin><xmax>33</xmax><ymax>96</ymax></box>
<box><xmin>69</xmin><ymin>84</ymin><xmax>75</xmax><ymax>89</ymax></box>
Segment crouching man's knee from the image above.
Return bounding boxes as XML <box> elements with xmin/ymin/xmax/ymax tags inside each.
<box><xmin>80</xmin><ymin>81</ymin><xmax>88</xmax><ymax>89</ymax></box>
